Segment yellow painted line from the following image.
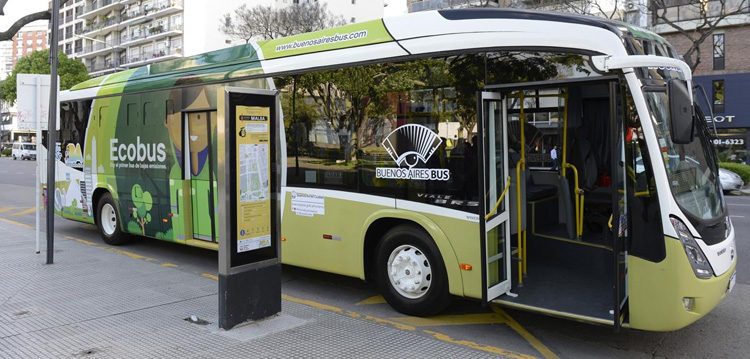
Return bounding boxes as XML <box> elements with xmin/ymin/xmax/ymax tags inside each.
<box><xmin>0</xmin><ymin>207</ymin><xmax>18</xmax><ymax>214</ymax></box>
<box><xmin>103</xmin><ymin>247</ymin><xmax>158</xmax><ymax>262</ymax></box>
<box><xmin>202</xmin><ymin>273</ymin><xmax>218</xmax><ymax>280</ymax></box>
<box><xmin>355</xmin><ymin>295</ymin><xmax>386</xmax><ymax>306</ymax></box>
<box><xmin>12</xmin><ymin>207</ymin><xmax>36</xmax><ymax>216</ymax></box>
<box><xmin>390</xmin><ymin>312</ymin><xmax>506</xmax><ymax>327</ymax></box>
<box><xmin>64</xmin><ymin>235</ymin><xmax>98</xmax><ymax>246</ymax></box>
<box><xmin>0</xmin><ymin>217</ymin><xmax>35</xmax><ymax>229</ymax></box>
<box><xmin>491</xmin><ymin>305</ymin><xmax>559</xmax><ymax>359</ymax></box>
<box><xmin>423</xmin><ymin>329</ymin><xmax>537</xmax><ymax>359</ymax></box>
<box><xmin>162</xmin><ymin>263</ymin><xmax>178</xmax><ymax>268</ymax></box>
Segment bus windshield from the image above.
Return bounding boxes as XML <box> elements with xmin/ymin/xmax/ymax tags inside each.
<box><xmin>645</xmin><ymin>89</ymin><xmax>724</xmax><ymax>220</ymax></box>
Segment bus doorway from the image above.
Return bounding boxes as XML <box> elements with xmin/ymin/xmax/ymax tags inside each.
<box><xmin>184</xmin><ymin>111</ymin><xmax>218</xmax><ymax>242</ymax></box>
<box><xmin>485</xmin><ymin>78</ymin><xmax>628</xmax><ymax>324</ymax></box>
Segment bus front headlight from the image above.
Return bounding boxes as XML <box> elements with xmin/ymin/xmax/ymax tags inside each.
<box><xmin>670</xmin><ymin>217</ymin><xmax>714</xmax><ymax>279</ymax></box>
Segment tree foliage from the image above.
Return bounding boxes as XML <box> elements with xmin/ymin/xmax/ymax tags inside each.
<box><xmin>131</xmin><ymin>184</ymin><xmax>153</xmax><ymax>235</ymax></box>
<box><xmin>651</xmin><ymin>0</ymin><xmax>747</xmax><ymax>71</ymax></box>
<box><xmin>0</xmin><ymin>49</ymin><xmax>89</xmax><ymax>104</ymax></box>
<box><xmin>219</xmin><ymin>2</ymin><xmax>346</xmax><ymax>43</ymax></box>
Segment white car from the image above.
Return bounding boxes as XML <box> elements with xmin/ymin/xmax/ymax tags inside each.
<box><xmin>11</xmin><ymin>142</ymin><xmax>36</xmax><ymax>160</ymax></box>
<box><xmin>719</xmin><ymin>168</ymin><xmax>744</xmax><ymax>193</ymax></box>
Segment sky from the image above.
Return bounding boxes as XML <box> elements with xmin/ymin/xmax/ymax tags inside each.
<box><xmin>384</xmin><ymin>0</ymin><xmax>408</xmax><ymax>18</ymax></box>
<box><xmin>0</xmin><ymin>0</ymin><xmax>49</xmax><ymax>31</ymax></box>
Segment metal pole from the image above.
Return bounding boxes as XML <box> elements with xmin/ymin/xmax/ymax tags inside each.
<box><xmin>35</xmin><ymin>77</ymin><xmax>41</xmax><ymax>254</ymax></box>
<box><xmin>46</xmin><ymin>0</ymin><xmax>60</xmax><ymax>265</ymax></box>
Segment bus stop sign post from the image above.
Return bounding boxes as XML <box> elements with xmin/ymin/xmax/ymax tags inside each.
<box><xmin>217</xmin><ymin>87</ymin><xmax>281</xmax><ymax>330</ymax></box>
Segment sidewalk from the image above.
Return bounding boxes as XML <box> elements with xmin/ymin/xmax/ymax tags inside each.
<box><xmin>0</xmin><ymin>220</ymin><xmax>506</xmax><ymax>358</ymax></box>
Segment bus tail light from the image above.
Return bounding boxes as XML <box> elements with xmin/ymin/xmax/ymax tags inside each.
<box><xmin>670</xmin><ymin>217</ymin><xmax>714</xmax><ymax>279</ymax></box>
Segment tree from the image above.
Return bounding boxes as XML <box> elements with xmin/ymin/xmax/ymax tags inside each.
<box><xmin>517</xmin><ymin>0</ymin><xmax>623</xmax><ymax>20</ymax></box>
<box><xmin>219</xmin><ymin>2</ymin><xmax>346</xmax><ymax>43</ymax></box>
<box><xmin>131</xmin><ymin>184</ymin><xmax>153</xmax><ymax>236</ymax></box>
<box><xmin>0</xmin><ymin>49</ymin><xmax>89</xmax><ymax>104</ymax></box>
<box><xmin>651</xmin><ymin>0</ymin><xmax>747</xmax><ymax>71</ymax></box>
<box><xmin>0</xmin><ymin>0</ymin><xmax>71</xmax><ymax>41</ymax></box>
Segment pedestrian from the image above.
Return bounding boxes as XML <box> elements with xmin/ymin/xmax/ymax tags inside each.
<box><xmin>551</xmin><ymin>145</ymin><xmax>558</xmax><ymax>171</ymax></box>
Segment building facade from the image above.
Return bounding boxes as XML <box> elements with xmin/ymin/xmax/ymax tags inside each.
<box><xmin>10</xmin><ymin>21</ymin><xmax>48</xmax><ymax>67</ymax></box>
<box><xmin>408</xmin><ymin>0</ymin><xmax>499</xmax><ymax>12</ymax></box>
<box><xmin>652</xmin><ymin>1</ymin><xmax>750</xmax><ymax>163</ymax></box>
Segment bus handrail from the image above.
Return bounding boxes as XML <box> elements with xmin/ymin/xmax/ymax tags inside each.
<box><xmin>563</xmin><ymin>163</ymin><xmax>584</xmax><ymax>239</ymax></box>
<box><xmin>485</xmin><ymin>175</ymin><xmax>511</xmax><ymax>221</ymax></box>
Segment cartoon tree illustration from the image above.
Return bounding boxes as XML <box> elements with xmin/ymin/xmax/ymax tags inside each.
<box><xmin>131</xmin><ymin>184</ymin><xmax>153</xmax><ymax>235</ymax></box>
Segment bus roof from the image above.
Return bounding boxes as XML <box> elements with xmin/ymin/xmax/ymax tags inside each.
<box><xmin>67</xmin><ymin>8</ymin><xmax>664</xmax><ymax>97</ymax></box>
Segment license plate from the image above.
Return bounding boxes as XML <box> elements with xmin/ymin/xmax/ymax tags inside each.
<box><xmin>728</xmin><ymin>271</ymin><xmax>737</xmax><ymax>293</ymax></box>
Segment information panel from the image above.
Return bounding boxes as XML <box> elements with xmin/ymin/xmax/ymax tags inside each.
<box><xmin>235</xmin><ymin>106</ymin><xmax>272</xmax><ymax>253</ymax></box>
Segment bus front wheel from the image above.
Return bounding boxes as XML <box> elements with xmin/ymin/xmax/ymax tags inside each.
<box><xmin>96</xmin><ymin>193</ymin><xmax>128</xmax><ymax>245</ymax></box>
<box><xmin>375</xmin><ymin>225</ymin><xmax>451</xmax><ymax>317</ymax></box>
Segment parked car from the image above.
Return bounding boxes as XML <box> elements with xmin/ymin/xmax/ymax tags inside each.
<box><xmin>11</xmin><ymin>142</ymin><xmax>36</xmax><ymax>161</ymax></box>
<box><xmin>719</xmin><ymin>168</ymin><xmax>743</xmax><ymax>193</ymax></box>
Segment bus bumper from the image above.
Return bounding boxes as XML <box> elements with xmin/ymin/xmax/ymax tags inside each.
<box><xmin>628</xmin><ymin>237</ymin><xmax>737</xmax><ymax>332</ymax></box>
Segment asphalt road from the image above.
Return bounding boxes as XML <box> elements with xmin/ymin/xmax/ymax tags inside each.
<box><xmin>1</xmin><ymin>156</ymin><xmax>748</xmax><ymax>359</ymax></box>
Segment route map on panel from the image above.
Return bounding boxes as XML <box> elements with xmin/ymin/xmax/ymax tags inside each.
<box><xmin>239</xmin><ymin>143</ymin><xmax>269</xmax><ymax>203</ymax></box>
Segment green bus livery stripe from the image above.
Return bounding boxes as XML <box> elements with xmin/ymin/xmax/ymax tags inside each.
<box><xmin>258</xmin><ymin>19</ymin><xmax>393</xmax><ymax>60</ymax></box>
<box><xmin>69</xmin><ymin>20</ymin><xmax>391</xmax><ymax>94</ymax></box>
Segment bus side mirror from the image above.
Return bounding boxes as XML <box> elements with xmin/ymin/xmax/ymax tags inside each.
<box><xmin>668</xmin><ymin>79</ymin><xmax>695</xmax><ymax>144</ymax></box>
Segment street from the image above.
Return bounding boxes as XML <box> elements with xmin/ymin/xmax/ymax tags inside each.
<box><xmin>1</xmin><ymin>156</ymin><xmax>748</xmax><ymax>358</ymax></box>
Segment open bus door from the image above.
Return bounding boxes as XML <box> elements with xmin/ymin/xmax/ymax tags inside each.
<box><xmin>479</xmin><ymin>91</ymin><xmax>512</xmax><ymax>301</ymax></box>
<box><xmin>610</xmin><ymin>81</ymin><xmax>628</xmax><ymax>330</ymax></box>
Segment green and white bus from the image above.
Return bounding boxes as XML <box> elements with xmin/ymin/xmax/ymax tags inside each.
<box><xmin>53</xmin><ymin>9</ymin><xmax>736</xmax><ymax>331</ymax></box>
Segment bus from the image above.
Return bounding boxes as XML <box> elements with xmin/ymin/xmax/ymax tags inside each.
<box><xmin>54</xmin><ymin>8</ymin><xmax>736</xmax><ymax>331</ymax></box>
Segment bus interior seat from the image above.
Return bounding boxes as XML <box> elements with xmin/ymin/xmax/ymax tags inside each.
<box><xmin>529</xmin><ymin>171</ymin><xmax>575</xmax><ymax>238</ymax></box>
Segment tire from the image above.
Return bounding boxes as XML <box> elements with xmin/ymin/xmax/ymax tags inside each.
<box><xmin>375</xmin><ymin>225</ymin><xmax>451</xmax><ymax>317</ymax></box>
<box><xmin>12</xmin><ymin>155</ymin><xmax>16</xmax><ymax>160</ymax></box>
<box><xmin>96</xmin><ymin>193</ymin><xmax>128</xmax><ymax>245</ymax></box>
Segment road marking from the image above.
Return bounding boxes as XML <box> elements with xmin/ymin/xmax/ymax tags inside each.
<box><xmin>64</xmin><ymin>235</ymin><xmax>97</xmax><ymax>246</ymax></box>
<box><xmin>491</xmin><ymin>305</ymin><xmax>559</xmax><ymax>359</ymax></box>
<box><xmin>0</xmin><ymin>217</ymin><xmax>34</xmax><ymax>229</ymax></box>
<box><xmin>12</xmin><ymin>207</ymin><xmax>36</xmax><ymax>216</ymax></box>
<box><xmin>728</xmin><ymin>203</ymin><xmax>750</xmax><ymax>206</ymax></box>
<box><xmin>423</xmin><ymin>330</ymin><xmax>538</xmax><ymax>359</ymax></box>
<box><xmin>0</xmin><ymin>207</ymin><xmax>18</xmax><ymax>214</ymax></box>
<box><xmin>355</xmin><ymin>295</ymin><xmax>386</xmax><ymax>306</ymax></box>
<box><xmin>1</xmin><ymin>217</ymin><xmax>544</xmax><ymax>359</ymax></box>
<box><xmin>162</xmin><ymin>263</ymin><xmax>178</xmax><ymax>268</ymax></box>
<box><xmin>391</xmin><ymin>312</ymin><xmax>506</xmax><ymax>326</ymax></box>
<box><xmin>730</xmin><ymin>215</ymin><xmax>745</xmax><ymax>218</ymax></box>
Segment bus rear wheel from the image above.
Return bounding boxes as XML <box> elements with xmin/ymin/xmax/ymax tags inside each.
<box><xmin>375</xmin><ymin>225</ymin><xmax>451</xmax><ymax>317</ymax></box>
<box><xmin>96</xmin><ymin>193</ymin><xmax>128</xmax><ymax>245</ymax></box>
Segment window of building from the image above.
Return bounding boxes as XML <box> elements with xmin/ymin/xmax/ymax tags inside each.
<box><xmin>713</xmin><ymin>80</ymin><xmax>725</xmax><ymax>113</ymax></box>
<box><xmin>713</xmin><ymin>33</ymin><xmax>725</xmax><ymax>70</ymax></box>
<box><xmin>65</xmin><ymin>43</ymin><xmax>72</xmax><ymax>54</ymax></box>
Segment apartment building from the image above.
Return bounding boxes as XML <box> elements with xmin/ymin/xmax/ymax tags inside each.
<box><xmin>10</xmin><ymin>21</ymin><xmax>48</xmax><ymax>67</ymax></box>
<box><xmin>0</xmin><ymin>41</ymin><xmax>13</xmax><ymax>80</ymax></box>
<box><xmin>407</xmin><ymin>0</ymin><xmax>499</xmax><ymax>12</ymax></box>
<box><xmin>652</xmin><ymin>0</ymin><xmax>750</xmax><ymax>163</ymax></box>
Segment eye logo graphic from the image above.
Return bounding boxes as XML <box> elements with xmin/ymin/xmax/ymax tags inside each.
<box><xmin>376</xmin><ymin>124</ymin><xmax>450</xmax><ymax>181</ymax></box>
<box><xmin>382</xmin><ymin>124</ymin><xmax>442</xmax><ymax>169</ymax></box>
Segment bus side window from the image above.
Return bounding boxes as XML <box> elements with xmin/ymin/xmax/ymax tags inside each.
<box><xmin>143</xmin><ymin>102</ymin><xmax>151</xmax><ymax>126</ymax></box>
<box><xmin>98</xmin><ymin>106</ymin><xmax>108</xmax><ymax>127</ymax></box>
<box><xmin>165</xmin><ymin>99</ymin><xmax>174</xmax><ymax>125</ymax></box>
<box><xmin>127</xmin><ymin>103</ymin><xmax>138</xmax><ymax>126</ymax></box>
